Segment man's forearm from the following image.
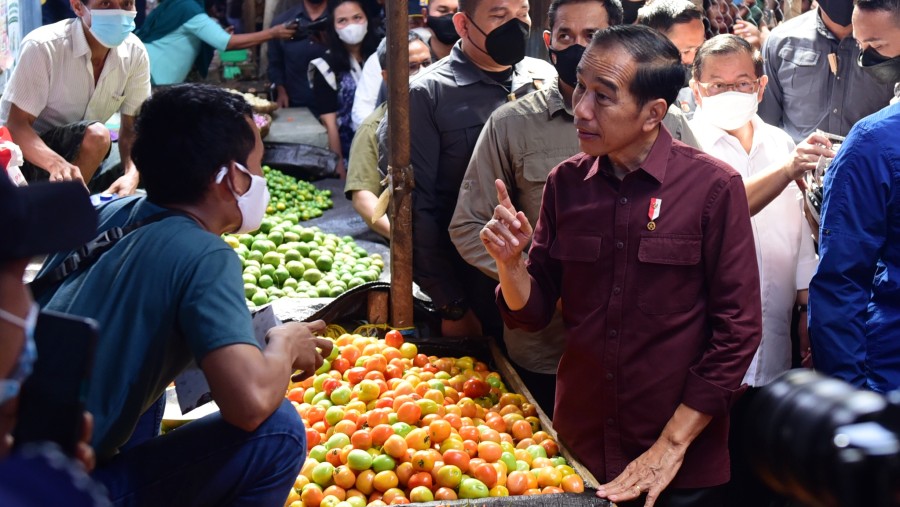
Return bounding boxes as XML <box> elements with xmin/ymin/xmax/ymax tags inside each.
<box><xmin>227</xmin><ymin>28</ymin><xmax>275</xmax><ymax>50</ymax></box>
<box><xmin>744</xmin><ymin>160</ymin><xmax>793</xmax><ymax>216</ymax></box>
<box><xmin>8</xmin><ymin>119</ymin><xmax>67</xmax><ymax>172</ymax></box>
<box><xmin>660</xmin><ymin>403</ymin><xmax>713</xmax><ymax>449</ymax></box>
<box><xmin>352</xmin><ymin>190</ymin><xmax>390</xmax><ymax>238</ymax></box>
<box><xmin>497</xmin><ymin>258</ymin><xmax>531</xmax><ymax>311</ymax></box>
<box><xmin>118</xmin><ymin>118</ymin><xmax>137</xmax><ymax>175</ymax></box>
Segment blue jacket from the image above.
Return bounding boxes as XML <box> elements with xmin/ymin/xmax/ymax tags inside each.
<box><xmin>809</xmin><ymin>102</ymin><xmax>900</xmax><ymax>393</ymax></box>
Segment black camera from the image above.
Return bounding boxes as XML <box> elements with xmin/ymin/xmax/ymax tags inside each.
<box><xmin>746</xmin><ymin>370</ymin><xmax>900</xmax><ymax>507</ymax></box>
<box><xmin>290</xmin><ymin>15</ymin><xmax>330</xmax><ymax>41</ymax></box>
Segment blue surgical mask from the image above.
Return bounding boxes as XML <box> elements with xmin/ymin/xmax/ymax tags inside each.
<box><xmin>84</xmin><ymin>8</ymin><xmax>137</xmax><ymax>48</ymax></box>
<box><xmin>0</xmin><ymin>303</ymin><xmax>39</xmax><ymax>405</ymax></box>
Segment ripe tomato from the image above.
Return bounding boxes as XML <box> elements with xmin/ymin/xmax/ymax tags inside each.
<box><xmin>434</xmin><ymin>487</ymin><xmax>458</xmax><ymax>501</ymax></box>
<box><xmin>561</xmin><ymin>474</ymin><xmax>585</xmax><ymax>493</ymax></box>
<box><xmin>372</xmin><ymin>470</ymin><xmax>399</xmax><ymax>492</ymax></box>
<box><xmin>410</xmin><ymin>450</ymin><xmax>436</xmax><ymax>473</ymax></box>
<box><xmin>442</xmin><ymin>449</ymin><xmax>471</xmax><ymax>473</ymax></box>
<box><xmin>473</xmin><ymin>462</ymin><xmax>499</xmax><ymax>488</ymax></box>
<box><xmin>382</xmin><ymin>435</ymin><xmax>408</xmax><ymax>459</ymax></box>
<box><xmin>384</xmin><ymin>330</ymin><xmax>404</xmax><ymax>348</ymax></box>
<box><xmin>355</xmin><ymin>469</ymin><xmax>376</xmax><ymax>495</ymax></box>
<box><xmin>407</xmin><ymin>471</ymin><xmax>434</xmax><ymax>491</ymax></box>
<box><xmin>370</xmin><ymin>424</ymin><xmax>394</xmax><ymax>447</ymax></box>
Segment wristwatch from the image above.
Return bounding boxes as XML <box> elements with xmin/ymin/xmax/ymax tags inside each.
<box><xmin>437</xmin><ymin>298</ymin><xmax>468</xmax><ymax>321</ymax></box>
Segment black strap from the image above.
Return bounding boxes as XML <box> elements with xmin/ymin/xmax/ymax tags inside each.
<box><xmin>29</xmin><ymin>210</ymin><xmax>187</xmax><ymax>298</ymax></box>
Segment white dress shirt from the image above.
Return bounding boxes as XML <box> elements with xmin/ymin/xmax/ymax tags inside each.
<box><xmin>691</xmin><ymin>111</ymin><xmax>819</xmax><ymax>386</ymax></box>
<box><xmin>0</xmin><ymin>18</ymin><xmax>150</xmax><ymax>134</ymax></box>
<box><xmin>350</xmin><ymin>51</ymin><xmax>382</xmax><ymax>132</ymax></box>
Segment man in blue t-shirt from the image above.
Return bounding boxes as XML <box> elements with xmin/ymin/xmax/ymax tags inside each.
<box><xmin>37</xmin><ymin>84</ymin><xmax>332</xmax><ymax>505</ymax></box>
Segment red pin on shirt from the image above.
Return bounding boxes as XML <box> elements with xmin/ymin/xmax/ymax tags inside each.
<box><xmin>647</xmin><ymin>198</ymin><xmax>661</xmax><ymax>231</ymax></box>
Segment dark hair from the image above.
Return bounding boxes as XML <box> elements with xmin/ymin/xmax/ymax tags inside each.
<box><xmin>133</xmin><ymin>84</ymin><xmax>255</xmax><ymax>205</ymax></box>
<box><xmin>855</xmin><ymin>0</ymin><xmax>900</xmax><ymax>21</ymax></box>
<box><xmin>376</xmin><ymin>31</ymin><xmax>426</xmax><ymax>68</ymax></box>
<box><xmin>325</xmin><ymin>0</ymin><xmax>380</xmax><ymax>74</ymax></box>
<box><xmin>458</xmin><ymin>0</ymin><xmax>481</xmax><ymax>14</ymax></box>
<box><xmin>587</xmin><ymin>24</ymin><xmax>684</xmax><ymax>107</ymax></box>
<box><xmin>548</xmin><ymin>0</ymin><xmax>625</xmax><ymax>29</ymax></box>
<box><xmin>692</xmin><ymin>34</ymin><xmax>763</xmax><ymax>79</ymax></box>
<box><xmin>636</xmin><ymin>0</ymin><xmax>703</xmax><ymax>32</ymax></box>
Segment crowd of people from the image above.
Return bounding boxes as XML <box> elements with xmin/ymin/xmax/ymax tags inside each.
<box><xmin>2</xmin><ymin>0</ymin><xmax>900</xmax><ymax>505</ymax></box>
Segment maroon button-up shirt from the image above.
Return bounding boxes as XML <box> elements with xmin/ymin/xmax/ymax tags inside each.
<box><xmin>498</xmin><ymin>127</ymin><xmax>762</xmax><ymax>488</ymax></box>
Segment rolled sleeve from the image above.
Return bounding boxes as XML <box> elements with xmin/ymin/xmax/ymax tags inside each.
<box><xmin>683</xmin><ymin>174</ymin><xmax>762</xmax><ymax>417</ymax></box>
<box><xmin>121</xmin><ymin>43</ymin><xmax>151</xmax><ymax>116</ymax></box>
<box><xmin>808</xmin><ymin>128</ymin><xmax>884</xmax><ymax>388</ymax></box>
<box><xmin>3</xmin><ymin>40</ymin><xmax>51</xmax><ymax>119</ymax></box>
<box><xmin>450</xmin><ymin>114</ymin><xmax>511</xmax><ymax>281</ymax></box>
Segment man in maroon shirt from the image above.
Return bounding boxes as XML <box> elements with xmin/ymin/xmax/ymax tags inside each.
<box><xmin>480</xmin><ymin>25</ymin><xmax>762</xmax><ymax>507</ymax></box>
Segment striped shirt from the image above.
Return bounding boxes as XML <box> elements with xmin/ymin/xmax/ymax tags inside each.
<box><xmin>0</xmin><ymin>18</ymin><xmax>150</xmax><ymax>134</ymax></box>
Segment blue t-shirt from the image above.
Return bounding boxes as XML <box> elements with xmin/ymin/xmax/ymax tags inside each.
<box><xmin>38</xmin><ymin>196</ymin><xmax>258</xmax><ymax>461</ymax></box>
<box><xmin>144</xmin><ymin>13</ymin><xmax>231</xmax><ymax>85</ymax></box>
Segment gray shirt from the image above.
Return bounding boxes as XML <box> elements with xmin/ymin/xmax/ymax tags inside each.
<box><xmin>759</xmin><ymin>9</ymin><xmax>894</xmax><ymax>143</ymax></box>
<box><xmin>388</xmin><ymin>41</ymin><xmax>555</xmax><ymax>308</ymax></box>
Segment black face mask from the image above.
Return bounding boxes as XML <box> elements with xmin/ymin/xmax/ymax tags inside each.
<box><xmin>548</xmin><ymin>44</ymin><xmax>585</xmax><ymax>87</ymax></box>
<box><xmin>818</xmin><ymin>0</ymin><xmax>852</xmax><ymax>27</ymax></box>
<box><xmin>858</xmin><ymin>46</ymin><xmax>900</xmax><ymax>84</ymax></box>
<box><xmin>307</xmin><ymin>0</ymin><xmax>325</xmax><ymax>4</ymax></box>
<box><xmin>467</xmin><ymin>15</ymin><xmax>530</xmax><ymax>66</ymax></box>
<box><xmin>427</xmin><ymin>14</ymin><xmax>460</xmax><ymax>45</ymax></box>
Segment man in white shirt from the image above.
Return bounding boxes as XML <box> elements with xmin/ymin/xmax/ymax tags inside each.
<box><xmin>0</xmin><ymin>0</ymin><xmax>150</xmax><ymax>196</ymax></box>
<box><xmin>688</xmin><ymin>34</ymin><xmax>820</xmax><ymax>507</ymax></box>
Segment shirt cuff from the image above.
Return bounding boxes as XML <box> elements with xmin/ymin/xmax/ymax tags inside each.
<box><xmin>681</xmin><ymin>369</ymin><xmax>747</xmax><ymax>418</ymax></box>
<box><xmin>496</xmin><ymin>276</ymin><xmax>552</xmax><ymax>332</ymax></box>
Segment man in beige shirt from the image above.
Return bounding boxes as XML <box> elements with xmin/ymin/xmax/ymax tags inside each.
<box><xmin>449</xmin><ymin>0</ymin><xmax>697</xmax><ymax>417</ymax></box>
<box><xmin>0</xmin><ymin>0</ymin><xmax>150</xmax><ymax>195</ymax></box>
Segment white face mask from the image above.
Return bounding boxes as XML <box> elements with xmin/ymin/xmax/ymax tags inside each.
<box><xmin>216</xmin><ymin>162</ymin><xmax>270</xmax><ymax>234</ymax></box>
<box><xmin>698</xmin><ymin>91</ymin><xmax>759</xmax><ymax>131</ymax></box>
<box><xmin>337</xmin><ymin>21</ymin><xmax>368</xmax><ymax>45</ymax></box>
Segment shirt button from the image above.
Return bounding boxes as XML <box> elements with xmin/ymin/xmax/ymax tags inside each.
<box><xmin>615</xmin><ymin>241</ymin><xmax>624</xmax><ymax>250</ymax></box>
<box><xmin>607</xmin><ymin>418</ymin><xmax>614</xmax><ymax>425</ymax></box>
<box><xmin>609</xmin><ymin>329</ymin><xmax>618</xmax><ymax>337</ymax></box>
<box><xmin>833</xmin><ymin>108</ymin><xmax>838</xmax><ymax>113</ymax></box>
<box><xmin>606</xmin><ymin>372</ymin><xmax>614</xmax><ymax>380</ymax></box>
<box><xmin>613</xmin><ymin>286</ymin><xmax>622</xmax><ymax>295</ymax></box>
<box><xmin>619</xmin><ymin>197</ymin><xmax>628</xmax><ymax>205</ymax></box>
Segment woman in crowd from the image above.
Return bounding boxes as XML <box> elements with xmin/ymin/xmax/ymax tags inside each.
<box><xmin>308</xmin><ymin>0</ymin><xmax>380</xmax><ymax>178</ymax></box>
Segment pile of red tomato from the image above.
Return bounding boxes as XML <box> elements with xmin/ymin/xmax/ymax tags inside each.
<box><xmin>283</xmin><ymin>330</ymin><xmax>586</xmax><ymax>507</ymax></box>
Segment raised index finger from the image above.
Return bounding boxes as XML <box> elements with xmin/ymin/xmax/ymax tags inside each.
<box><xmin>495</xmin><ymin>179</ymin><xmax>515</xmax><ymax>212</ymax></box>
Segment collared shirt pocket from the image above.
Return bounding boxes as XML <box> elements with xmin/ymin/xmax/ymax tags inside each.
<box><xmin>637</xmin><ymin>234</ymin><xmax>703</xmax><ymax>314</ymax></box>
<box><xmin>550</xmin><ymin>232</ymin><xmax>608</xmax><ymax>313</ymax></box>
<box><xmin>777</xmin><ymin>45</ymin><xmax>822</xmax><ymax>126</ymax></box>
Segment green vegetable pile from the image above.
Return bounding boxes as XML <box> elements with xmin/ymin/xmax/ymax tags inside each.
<box><xmin>224</xmin><ymin>166</ymin><xmax>383</xmax><ymax>307</ymax></box>
<box><xmin>263</xmin><ymin>165</ymin><xmax>334</xmax><ymax>221</ymax></box>
<box><xmin>226</xmin><ymin>222</ymin><xmax>384</xmax><ymax>307</ymax></box>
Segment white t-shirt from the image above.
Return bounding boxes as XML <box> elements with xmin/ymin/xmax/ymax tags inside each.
<box><xmin>691</xmin><ymin>111</ymin><xmax>819</xmax><ymax>386</ymax></box>
<box><xmin>0</xmin><ymin>19</ymin><xmax>150</xmax><ymax>133</ymax></box>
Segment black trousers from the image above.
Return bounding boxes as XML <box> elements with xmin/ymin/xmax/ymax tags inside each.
<box><xmin>615</xmin><ymin>485</ymin><xmax>726</xmax><ymax>507</ymax></box>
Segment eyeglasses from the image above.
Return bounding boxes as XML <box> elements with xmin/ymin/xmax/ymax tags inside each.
<box><xmin>409</xmin><ymin>60</ymin><xmax>432</xmax><ymax>75</ymax></box>
<box><xmin>696</xmin><ymin>78</ymin><xmax>760</xmax><ymax>96</ymax></box>
<box><xmin>0</xmin><ymin>303</ymin><xmax>39</xmax><ymax>405</ymax></box>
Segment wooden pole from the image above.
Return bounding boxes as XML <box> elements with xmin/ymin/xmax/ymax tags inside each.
<box><xmin>386</xmin><ymin>0</ymin><xmax>414</xmax><ymax>332</ymax></box>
